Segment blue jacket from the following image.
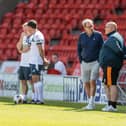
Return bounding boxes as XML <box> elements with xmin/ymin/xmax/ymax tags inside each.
<box><xmin>99</xmin><ymin>31</ymin><xmax>125</xmax><ymax>69</ymax></box>
<box><xmin>77</xmin><ymin>31</ymin><xmax>103</xmax><ymax>63</ymax></box>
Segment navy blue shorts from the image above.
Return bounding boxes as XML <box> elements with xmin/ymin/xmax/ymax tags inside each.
<box><xmin>18</xmin><ymin>66</ymin><xmax>31</xmax><ymax>80</ymax></box>
<box><xmin>30</xmin><ymin>64</ymin><xmax>44</xmax><ymax>75</ymax></box>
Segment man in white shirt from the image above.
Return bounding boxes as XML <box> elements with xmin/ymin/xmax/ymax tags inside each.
<box><xmin>51</xmin><ymin>53</ymin><xmax>67</xmax><ymax>75</ymax></box>
<box><xmin>26</xmin><ymin>20</ymin><xmax>48</xmax><ymax>104</ymax></box>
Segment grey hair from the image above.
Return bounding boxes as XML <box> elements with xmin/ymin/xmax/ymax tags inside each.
<box><xmin>82</xmin><ymin>19</ymin><xmax>94</xmax><ymax>26</ymax></box>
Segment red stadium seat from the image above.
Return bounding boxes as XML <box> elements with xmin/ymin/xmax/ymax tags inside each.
<box><xmin>3</xmin><ymin>12</ymin><xmax>13</xmax><ymax>19</ymax></box>
<box><xmin>0</xmin><ymin>22</ymin><xmax>9</xmax><ymax>28</ymax></box>
<box><xmin>7</xmin><ymin>43</ymin><xmax>16</xmax><ymax>49</ymax></box>
<box><xmin>75</xmin><ymin>0</ymin><xmax>82</xmax><ymax>4</ymax></box>
<box><xmin>67</xmin><ymin>0</ymin><xmax>74</xmax><ymax>4</ymax></box>
<box><xmin>0</xmin><ymin>33</ymin><xmax>6</xmax><ymax>40</ymax></box>
<box><xmin>15</xmin><ymin>7</ymin><xmax>24</xmax><ymax>14</ymax></box>
<box><xmin>25</xmin><ymin>13</ymin><xmax>34</xmax><ymax>20</ymax></box>
<box><xmin>29</xmin><ymin>0</ymin><xmax>38</xmax><ymax>5</ymax></box>
<box><xmin>12</xmin><ymin>49</ymin><xmax>18</xmax><ymax>59</ymax></box>
<box><xmin>49</xmin><ymin>29</ymin><xmax>56</xmax><ymax>39</ymax></box>
<box><xmin>91</xmin><ymin>0</ymin><xmax>98</xmax><ymax>4</ymax></box>
<box><xmin>14</xmin><ymin>12</ymin><xmax>24</xmax><ymax>19</ymax></box>
<box><xmin>38</xmin><ymin>3</ymin><xmax>46</xmax><ymax>10</ymax></box>
<box><xmin>83</xmin><ymin>0</ymin><xmax>90</xmax><ymax>4</ymax></box>
<box><xmin>59</xmin><ymin>0</ymin><xmax>67</xmax><ymax>5</ymax></box>
<box><xmin>2</xmin><ymin>18</ymin><xmax>11</xmax><ymax>24</ymax></box>
<box><xmin>26</xmin><ymin>3</ymin><xmax>35</xmax><ymax>9</ymax></box>
<box><xmin>16</xmin><ymin>2</ymin><xmax>26</xmax><ymax>8</ymax></box>
<box><xmin>49</xmin><ymin>0</ymin><xmax>57</xmax><ymax>4</ymax></box>
<box><xmin>0</xmin><ymin>43</ymin><xmax>6</xmax><ymax>49</ymax></box>
<box><xmin>0</xmin><ymin>28</ymin><xmax>7</xmax><ymax>35</ymax></box>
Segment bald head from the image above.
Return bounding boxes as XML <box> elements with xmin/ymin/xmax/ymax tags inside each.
<box><xmin>105</xmin><ymin>21</ymin><xmax>117</xmax><ymax>35</ymax></box>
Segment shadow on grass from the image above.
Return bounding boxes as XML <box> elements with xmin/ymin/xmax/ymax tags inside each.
<box><xmin>73</xmin><ymin>105</ymin><xmax>126</xmax><ymax>114</ymax></box>
<box><xmin>1</xmin><ymin>97</ymin><xmax>126</xmax><ymax>114</ymax></box>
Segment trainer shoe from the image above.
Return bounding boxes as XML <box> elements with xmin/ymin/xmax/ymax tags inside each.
<box><xmin>36</xmin><ymin>100</ymin><xmax>44</xmax><ymax>104</ymax></box>
<box><xmin>82</xmin><ymin>103</ymin><xmax>95</xmax><ymax>110</ymax></box>
<box><xmin>102</xmin><ymin>104</ymin><xmax>109</xmax><ymax>111</ymax></box>
<box><xmin>102</xmin><ymin>105</ymin><xmax>117</xmax><ymax>112</ymax></box>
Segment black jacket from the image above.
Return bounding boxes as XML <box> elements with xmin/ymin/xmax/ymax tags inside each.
<box><xmin>99</xmin><ymin>32</ymin><xmax>124</xmax><ymax>69</ymax></box>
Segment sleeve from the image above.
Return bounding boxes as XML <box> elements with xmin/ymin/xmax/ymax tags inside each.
<box><xmin>99</xmin><ymin>33</ymin><xmax>104</xmax><ymax>49</ymax></box>
<box><xmin>77</xmin><ymin>35</ymin><xmax>82</xmax><ymax>63</ymax></box>
<box><xmin>105</xmin><ymin>38</ymin><xmax>123</xmax><ymax>57</ymax></box>
<box><xmin>62</xmin><ymin>63</ymin><xmax>67</xmax><ymax>75</ymax></box>
<box><xmin>35</xmin><ymin>33</ymin><xmax>45</xmax><ymax>45</ymax></box>
<box><xmin>123</xmin><ymin>45</ymin><xmax>126</xmax><ymax>59</ymax></box>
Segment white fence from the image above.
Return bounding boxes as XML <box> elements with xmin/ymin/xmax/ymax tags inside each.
<box><xmin>63</xmin><ymin>76</ymin><xmax>107</xmax><ymax>104</ymax></box>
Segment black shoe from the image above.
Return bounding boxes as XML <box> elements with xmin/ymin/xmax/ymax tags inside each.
<box><xmin>23</xmin><ymin>100</ymin><xmax>27</xmax><ymax>104</ymax></box>
<box><xmin>28</xmin><ymin>100</ymin><xmax>36</xmax><ymax>104</ymax></box>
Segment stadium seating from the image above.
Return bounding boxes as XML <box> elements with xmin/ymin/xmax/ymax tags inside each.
<box><xmin>0</xmin><ymin>0</ymin><xmax>126</xmax><ymax>74</ymax></box>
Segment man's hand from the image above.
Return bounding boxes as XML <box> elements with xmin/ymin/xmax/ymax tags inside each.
<box><xmin>44</xmin><ymin>58</ymin><xmax>49</xmax><ymax>66</ymax></box>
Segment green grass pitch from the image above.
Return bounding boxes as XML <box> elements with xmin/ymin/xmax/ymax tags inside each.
<box><xmin>0</xmin><ymin>97</ymin><xmax>126</xmax><ymax>126</ymax></box>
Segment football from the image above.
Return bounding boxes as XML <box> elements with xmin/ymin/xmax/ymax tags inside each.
<box><xmin>13</xmin><ymin>94</ymin><xmax>24</xmax><ymax>104</ymax></box>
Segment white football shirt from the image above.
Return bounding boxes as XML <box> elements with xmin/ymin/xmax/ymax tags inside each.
<box><xmin>20</xmin><ymin>36</ymin><xmax>30</xmax><ymax>67</ymax></box>
<box><xmin>27</xmin><ymin>30</ymin><xmax>45</xmax><ymax>65</ymax></box>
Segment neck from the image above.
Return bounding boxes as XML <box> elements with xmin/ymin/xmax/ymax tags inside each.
<box><xmin>32</xmin><ymin>29</ymin><xmax>36</xmax><ymax>34</ymax></box>
<box><xmin>107</xmin><ymin>30</ymin><xmax>116</xmax><ymax>37</ymax></box>
<box><xmin>86</xmin><ymin>31</ymin><xmax>93</xmax><ymax>36</ymax></box>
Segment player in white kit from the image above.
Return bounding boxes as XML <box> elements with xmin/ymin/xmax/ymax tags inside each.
<box><xmin>17</xmin><ymin>23</ymin><xmax>34</xmax><ymax>103</ymax></box>
<box><xmin>26</xmin><ymin>20</ymin><xmax>48</xmax><ymax>104</ymax></box>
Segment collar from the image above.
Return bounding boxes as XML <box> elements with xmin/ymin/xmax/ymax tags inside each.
<box><xmin>107</xmin><ymin>31</ymin><xmax>116</xmax><ymax>37</ymax></box>
<box><xmin>85</xmin><ymin>30</ymin><xmax>94</xmax><ymax>37</ymax></box>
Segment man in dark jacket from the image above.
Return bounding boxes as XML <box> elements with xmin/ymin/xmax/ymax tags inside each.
<box><xmin>99</xmin><ymin>21</ymin><xmax>125</xmax><ymax>112</ymax></box>
<box><xmin>78</xmin><ymin>19</ymin><xmax>103</xmax><ymax>110</ymax></box>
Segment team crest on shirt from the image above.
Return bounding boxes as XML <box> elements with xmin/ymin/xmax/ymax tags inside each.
<box><xmin>26</xmin><ymin>36</ymin><xmax>31</xmax><ymax>45</ymax></box>
<box><xmin>36</xmin><ymin>35</ymin><xmax>39</xmax><ymax>39</ymax></box>
<box><xmin>93</xmin><ymin>37</ymin><xmax>96</xmax><ymax>40</ymax></box>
